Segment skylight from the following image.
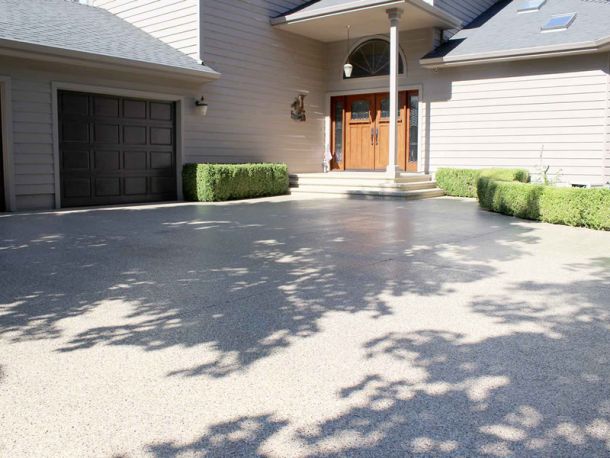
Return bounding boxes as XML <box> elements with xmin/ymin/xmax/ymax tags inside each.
<box><xmin>541</xmin><ymin>13</ymin><xmax>577</xmax><ymax>32</ymax></box>
<box><xmin>518</xmin><ymin>0</ymin><xmax>547</xmax><ymax>13</ymax></box>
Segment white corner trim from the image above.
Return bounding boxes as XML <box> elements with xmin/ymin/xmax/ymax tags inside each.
<box><xmin>50</xmin><ymin>81</ymin><xmax>187</xmax><ymax>209</ymax></box>
<box><xmin>0</xmin><ymin>75</ymin><xmax>15</xmax><ymax>211</ymax></box>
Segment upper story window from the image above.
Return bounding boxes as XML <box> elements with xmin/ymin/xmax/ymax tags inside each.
<box><xmin>345</xmin><ymin>39</ymin><xmax>405</xmax><ymax>79</ymax></box>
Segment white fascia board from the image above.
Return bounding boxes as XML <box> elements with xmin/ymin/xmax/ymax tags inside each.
<box><xmin>420</xmin><ymin>36</ymin><xmax>610</xmax><ymax>68</ymax></box>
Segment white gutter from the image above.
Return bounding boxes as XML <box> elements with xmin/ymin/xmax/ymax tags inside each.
<box><xmin>421</xmin><ymin>35</ymin><xmax>610</xmax><ymax>68</ymax></box>
<box><xmin>0</xmin><ymin>38</ymin><xmax>221</xmax><ymax>83</ymax></box>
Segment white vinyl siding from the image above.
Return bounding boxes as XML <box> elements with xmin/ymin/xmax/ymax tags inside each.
<box><xmin>11</xmin><ymin>77</ymin><xmax>55</xmax><ymax>209</ymax></box>
<box><xmin>92</xmin><ymin>0</ymin><xmax>200</xmax><ymax>58</ymax></box>
<box><xmin>426</xmin><ymin>54</ymin><xmax>609</xmax><ymax>184</ymax></box>
<box><xmin>189</xmin><ymin>0</ymin><xmax>327</xmax><ymax>171</ymax></box>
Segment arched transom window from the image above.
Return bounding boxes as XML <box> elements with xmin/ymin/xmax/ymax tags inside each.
<box><xmin>345</xmin><ymin>39</ymin><xmax>405</xmax><ymax>79</ymax></box>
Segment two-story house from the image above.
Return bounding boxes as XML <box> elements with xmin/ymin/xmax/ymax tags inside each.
<box><xmin>1</xmin><ymin>0</ymin><xmax>609</xmax><ymax>210</ymax></box>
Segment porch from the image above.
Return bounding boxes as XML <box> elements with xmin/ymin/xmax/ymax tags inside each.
<box><xmin>274</xmin><ymin>1</ymin><xmax>461</xmax><ymax>180</ymax></box>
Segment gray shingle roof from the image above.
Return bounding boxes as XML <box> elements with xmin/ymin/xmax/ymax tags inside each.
<box><xmin>422</xmin><ymin>0</ymin><xmax>610</xmax><ymax>65</ymax></box>
<box><xmin>0</xmin><ymin>0</ymin><xmax>217</xmax><ymax>78</ymax></box>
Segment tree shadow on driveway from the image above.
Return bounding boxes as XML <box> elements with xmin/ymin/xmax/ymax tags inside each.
<box><xmin>0</xmin><ymin>199</ymin><xmax>540</xmax><ymax>379</ymax></box>
<box><xmin>140</xmin><ymin>258</ymin><xmax>610</xmax><ymax>457</ymax></box>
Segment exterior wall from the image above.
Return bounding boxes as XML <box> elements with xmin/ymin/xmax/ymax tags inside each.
<box><xmin>92</xmin><ymin>0</ymin><xmax>200</xmax><ymax>58</ymax></box>
<box><xmin>0</xmin><ymin>55</ymin><xmax>206</xmax><ymax>210</ymax></box>
<box><xmin>425</xmin><ymin>53</ymin><xmax>609</xmax><ymax>184</ymax></box>
<box><xmin>192</xmin><ymin>0</ymin><xmax>327</xmax><ymax>171</ymax></box>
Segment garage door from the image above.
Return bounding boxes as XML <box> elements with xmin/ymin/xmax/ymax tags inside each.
<box><xmin>59</xmin><ymin>90</ymin><xmax>177</xmax><ymax>207</ymax></box>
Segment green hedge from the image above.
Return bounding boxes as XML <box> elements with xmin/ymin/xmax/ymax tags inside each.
<box><xmin>436</xmin><ymin>168</ymin><xmax>530</xmax><ymax>197</ymax></box>
<box><xmin>183</xmin><ymin>163</ymin><xmax>289</xmax><ymax>202</ymax></box>
<box><xmin>477</xmin><ymin>177</ymin><xmax>610</xmax><ymax>230</ymax></box>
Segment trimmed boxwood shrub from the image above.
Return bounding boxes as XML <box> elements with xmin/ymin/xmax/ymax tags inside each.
<box><xmin>477</xmin><ymin>177</ymin><xmax>610</xmax><ymax>230</ymax></box>
<box><xmin>436</xmin><ymin>168</ymin><xmax>529</xmax><ymax>198</ymax></box>
<box><xmin>183</xmin><ymin>163</ymin><xmax>289</xmax><ymax>202</ymax></box>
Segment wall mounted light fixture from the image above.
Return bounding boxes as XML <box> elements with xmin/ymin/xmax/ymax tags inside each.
<box><xmin>195</xmin><ymin>96</ymin><xmax>208</xmax><ymax>116</ymax></box>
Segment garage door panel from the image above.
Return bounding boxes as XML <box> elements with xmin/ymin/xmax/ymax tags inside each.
<box><xmin>150</xmin><ymin>102</ymin><xmax>173</xmax><ymax>121</ymax></box>
<box><xmin>60</xmin><ymin>90</ymin><xmax>176</xmax><ymax>207</ymax></box>
<box><xmin>151</xmin><ymin>177</ymin><xmax>176</xmax><ymax>194</ymax></box>
<box><xmin>124</xmin><ymin>151</ymin><xmax>147</xmax><ymax>169</ymax></box>
<box><xmin>124</xmin><ymin>125</ymin><xmax>147</xmax><ymax>145</ymax></box>
<box><xmin>124</xmin><ymin>177</ymin><xmax>147</xmax><ymax>195</ymax></box>
<box><xmin>95</xmin><ymin>178</ymin><xmax>121</xmax><ymax>197</ymax></box>
<box><xmin>63</xmin><ymin>178</ymin><xmax>91</xmax><ymax>198</ymax></box>
<box><xmin>94</xmin><ymin>97</ymin><xmax>120</xmax><ymax>117</ymax></box>
<box><xmin>94</xmin><ymin>123</ymin><xmax>120</xmax><ymax>144</ymax></box>
<box><xmin>150</xmin><ymin>151</ymin><xmax>173</xmax><ymax>170</ymax></box>
<box><xmin>62</xmin><ymin>121</ymin><xmax>90</xmax><ymax>143</ymax></box>
<box><xmin>62</xmin><ymin>150</ymin><xmax>90</xmax><ymax>170</ymax></box>
<box><xmin>123</xmin><ymin>99</ymin><xmax>147</xmax><ymax>119</ymax></box>
<box><xmin>150</xmin><ymin>127</ymin><xmax>172</xmax><ymax>145</ymax></box>
<box><xmin>94</xmin><ymin>150</ymin><xmax>121</xmax><ymax>171</ymax></box>
<box><xmin>61</xmin><ymin>93</ymin><xmax>89</xmax><ymax>115</ymax></box>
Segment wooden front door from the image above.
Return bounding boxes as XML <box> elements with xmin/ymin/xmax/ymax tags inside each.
<box><xmin>344</xmin><ymin>94</ymin><xmax>375</xmax><ymax>170</ymax></box>
<box><xmin>332</xmin><ymin>91</ymin><xmax>418</xmax><ymax>172</ymax></box>
<box><xmin>374</xmin><ymin>92</ymin><xmax>406</xmax><ymax>171</ymax></box>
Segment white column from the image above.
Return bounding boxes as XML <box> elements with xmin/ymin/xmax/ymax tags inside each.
<box><xmin>386</xmin><ymin>8</ymin><xmax>403</xmax><ymax>178</ymax></box>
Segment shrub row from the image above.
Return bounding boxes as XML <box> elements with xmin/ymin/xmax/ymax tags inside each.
<box><xmin>477</xmin><ymin>177</ymin><xmax>610</xmax><ymax>230</ymax></box>
<box><xmin>183</xmin><ymin>163</ymin><xmax>289</xmax><ymax>202</ymax></box>
<box><xmin>435</xmin><ymin>168</ymin><xmax>530</xmax><ymax>198</ymax></box>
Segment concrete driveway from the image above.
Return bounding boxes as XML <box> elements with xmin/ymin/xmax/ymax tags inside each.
<box><xmin>1</xmin><ymin>196</ymin><xmax>609</xmax><ymax>457</ymax></box>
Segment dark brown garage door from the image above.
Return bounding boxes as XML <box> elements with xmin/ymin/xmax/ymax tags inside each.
<box><xmin>59</xmin><ymin>90</ymin><xmax>177</xmax><ymax>207</ymax></box>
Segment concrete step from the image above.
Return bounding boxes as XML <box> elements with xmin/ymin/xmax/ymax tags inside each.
<box><xmin>289</xmin><ymin>172</ymin><xmax>432</xmax><ymax>184</ymax></box>
<box><xmin>290</xmin><ymin>179</ymin><xmax>438</xmax><ymax>191</ymax></box>
<box><xmin>289</xmin><ymin>185</ymin><xmax>445</xmax><ymax>200</ymax></box>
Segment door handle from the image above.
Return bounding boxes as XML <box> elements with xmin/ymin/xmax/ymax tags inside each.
<box><xmin>375</xmin><ymin>127</ymin><xmax>379</xmax><ymax>145</ymax></box>
<box><xmin>371</xmin><ymin>127</ymin><xmax>375</xmax><ymax>145</ymax></box>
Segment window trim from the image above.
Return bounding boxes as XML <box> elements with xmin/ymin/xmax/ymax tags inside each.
<box><xmin>343</xmin><ymin>37</ymin><xmax>407</xmax><ymax>80</ymax></box>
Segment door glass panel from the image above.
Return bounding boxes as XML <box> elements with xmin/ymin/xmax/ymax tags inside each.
<box><xmin>380</xmin><ymin>97</ymin><xmax>401</xmax><ymax>119</ymax></box>
<box><xmin>381</xmin><ymin>98</ymin><xmax>390</xmax><ymax>119</ymax></box>
<box><xmin>334</xmin><ymin>100</ymin><xmax>344</xmax><ymax>162</ymax></box>
<box><xmin>351</xmin><ymin>99</ymin><xmax>370</xmax><ymax>120</ymax></box>
<box><xmin>408</xmin><ymin>94</ymin><xmax>419</xmax><ymax>163</ymax></box>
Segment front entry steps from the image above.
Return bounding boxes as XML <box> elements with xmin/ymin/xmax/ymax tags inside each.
<box><xmin>289</xmin><ymin>172</ymin><xmax>444</xmax><ymax>200</ymax></box>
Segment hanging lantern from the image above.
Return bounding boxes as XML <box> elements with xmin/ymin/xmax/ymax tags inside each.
<box><xmin>344</xmin><ymin>25</ymin><xmax>352</xmax><ymax>78</ymax></box>
<box><xmin>343</xmin><ymin>63</ymin><xmax>353</xmax><ymax>78</ymax></box>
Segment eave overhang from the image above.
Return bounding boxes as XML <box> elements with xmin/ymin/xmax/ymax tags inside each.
<box><xmin>0</xmin><ymin>38</ymin><xmax>221</xmax><ymax>83</ymax></box>
<box><xmin>271</xmin><ymin>0</ymin><xmax>462</xmax><ymax>42</ymax></box>
<box><xmin>420</xmin><ymin>35</ymin><xmax>610</xmax><ymax>68</ymax></box>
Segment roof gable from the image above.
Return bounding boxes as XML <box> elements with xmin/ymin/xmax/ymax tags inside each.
<box><xmin>0</xmin><ymin>0</ymin><xmax>218</xmax><ymax>79</ymax></box>
<box><xmin>422</xmin><ymin>0</ymin><xmax>610</xmax><ymax>66</ymax></box>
